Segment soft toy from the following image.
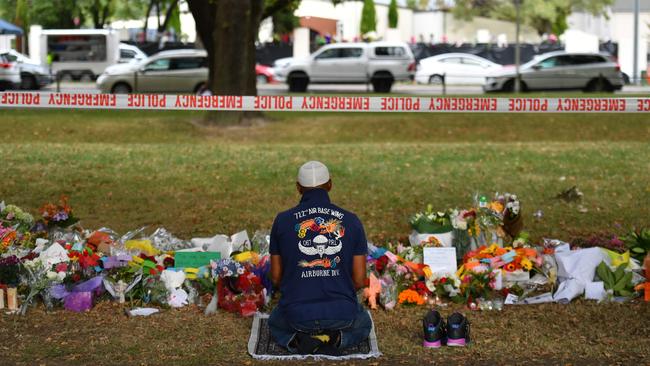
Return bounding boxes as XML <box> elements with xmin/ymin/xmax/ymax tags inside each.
<box><xmin>364</xmin><ymin>273</ymin><xmax>381</xmax><ymax>309</ymax></box>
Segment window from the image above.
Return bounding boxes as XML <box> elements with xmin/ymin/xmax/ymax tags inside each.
<box><xmin>375</xmin><ymin>46</ymin><xmax>405</xmax><ymax>57</ymax></box>
<box><xmin>120</xmin><ymin>49</ymin><xmax>136</xmax><ymax>59</ymax></box>
<box><xmin>170</xmin><ymin>57</ymin><xmax>207</xmax><ymax>70</ymax></box>
<box><xmin>462</xmin><ymin>58</ymin><xmax>483</xmax><ymax>66</ymax></box>
<box><xmin>47</xmin><ymin>34</ymin><xmax>107</xmax><ymax>62</ymax></box>
<box><xmin>441</xmin><ymin>57</ymin><xmax>462</xmax><ymax>64</ymax></box>
<box><xmin>315</xmin><ymin>49</ymin><xmax>340</xmax><ymax>59</ymax></box>
<box><xmin>340</xmin><ymin>48</ymin><xmax>363</xmax><ymax>58</ymax></box>
<box><xmin>144</xmin><ymin>58</ymin><xmax>170</xmax><ymax>71</ymax></box>
<box><xmin>570</xmin><ymin>55</ymin><xmax>607</xmax><ymax>65</ymax></box>
<box><xmin>1</xmin><ymin>52</ymin><xmax>17</xmax><ymax>62</ymax></box>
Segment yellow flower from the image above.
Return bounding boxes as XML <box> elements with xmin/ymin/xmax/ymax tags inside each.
<box><xmin>521</xmin><ymin>258</ymin><xmax>533</xmax><ymax>271</ymax></box>
<box><xmin>489</xmin><ymin>201</ymin><xmax>504</xmax><ymax>212</ymax></box>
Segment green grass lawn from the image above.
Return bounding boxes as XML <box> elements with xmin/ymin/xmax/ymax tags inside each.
<box><xmin>1</xmin><ymin>107</ymin><xmax>649</xmax><ymax>365</ymax></box>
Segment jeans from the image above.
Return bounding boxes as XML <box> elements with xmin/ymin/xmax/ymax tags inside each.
<box><xmin>268</xmin><ymin>303</ymin><xmax>372</xmax><ymax>353</ymax></box>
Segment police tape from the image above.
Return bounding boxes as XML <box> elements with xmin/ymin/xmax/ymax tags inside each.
<box><xmin>2</xmin><ymin>92</ymin><xmax>650</xmax><ymax>113</ymax></box>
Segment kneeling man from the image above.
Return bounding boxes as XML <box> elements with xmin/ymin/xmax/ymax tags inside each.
<box><xmin>268</xmin><ymin>161</ymin><xmax>371</xmax><ymax>354</ymax></box>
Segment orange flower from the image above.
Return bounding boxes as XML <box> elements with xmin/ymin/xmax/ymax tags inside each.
<box><xmin>398</xmin><ymin>289</ymin><xmax>425</xmax><ymax>305</ymax></box>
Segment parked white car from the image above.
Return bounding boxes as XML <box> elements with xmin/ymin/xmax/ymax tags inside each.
<box><xmin>97</xmin><ymin>49</ymin><xmax>207</xmax><ymax>94</ymax></box>
<box><xmin>0</xmin><ymin>53</ymin><xmax>21</xmax><ymax>90</ymax></box>
<box><xmin>274</xmin><ymin>42</ymin><xmax>415</xmax><ymax>93</ymax></box>
<box><xmin>415</xmin><ymin>53</ymin><xmax>501</xmax><ymax>85</ymax></box>
<box><xmin>484</xmin><ymin>51</ymin><xmax>624</xmax><ymax>92</ymax></box>
<box><xmin>0</xmin><ymin>49</ymin><xmax>52</xmax><ymax>89</ymax></box>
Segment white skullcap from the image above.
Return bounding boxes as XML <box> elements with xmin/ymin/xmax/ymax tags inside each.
<box><xmin>297</xmin><ymin>161</ymin><xmax>330</xmax><ymax>187</ymax></box>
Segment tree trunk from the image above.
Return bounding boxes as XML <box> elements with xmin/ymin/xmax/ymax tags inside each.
<box><xmin>207</xmin><ymin>0</ymin><xmax>262</xmax><ymax>125</ymax></box>
<box><xmin>187</xmin><ymin>0</ymin><xmax>216</xmax><ymax>85</ymax></box>
<box><xmin>143</xmin><ymin>0</ymin><xmax>156</xmax><ymax>41</ymax></box>
<box><xmin>158</xmin><ymin>0</ymin><xmax>180</xmax><ymax>33</ymax></box>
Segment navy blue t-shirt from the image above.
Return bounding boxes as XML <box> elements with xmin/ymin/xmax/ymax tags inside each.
<box><xmin>270</xmin><ymin>189</ymin><xmax>368</xmax><ymax>323</ymax></box>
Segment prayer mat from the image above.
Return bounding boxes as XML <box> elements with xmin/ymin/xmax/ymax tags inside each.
<box><xmin>247</xmin><ymin>312</ymin><xmax>382</xmax><ymax>361</ymax></box>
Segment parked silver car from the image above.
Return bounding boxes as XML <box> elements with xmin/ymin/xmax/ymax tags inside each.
<box><xmin>484</xmin><ymin>51</ymin><xmax>624</xmax><ymax>92</ymax></box>
<box><xmin>0</xmin><ymin>49</ymin><xmax>51</xmax><ymax>90</ymax></box>
<box><xmin>274</xmin><ymin>42</ymin><xmax>415</xmax><ymax>93</ymax></box>
<box><xmin>97</xmin><ymin>49</ymin><xmax>207</xmax><ymax>94</ymax></box>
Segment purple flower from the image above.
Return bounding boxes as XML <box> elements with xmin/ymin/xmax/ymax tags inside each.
<box><xmin>52</xmin><ymin>211</ymin><xmax>69</xmax><ymax>222</ymax></box>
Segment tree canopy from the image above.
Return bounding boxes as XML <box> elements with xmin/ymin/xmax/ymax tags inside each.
<box><xmin>360</xmin><ymin>0</ymin><xmax>377</xmax><ymax>35</ymax></box>
<box><xmin>388</xmin><ymin>0</ymin><xmax>398</xmax><ymax>28</ymax></box>
<box><xmin>0</xmin><ymin>0</ymin><xmax>179</xmax><ymax>32</ymax></box>
<box><xmin>451</xmin><ymin>0</ymin><xmax>614</xmax><ymax>35</ymax></box>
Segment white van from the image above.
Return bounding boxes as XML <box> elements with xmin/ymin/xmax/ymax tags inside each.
<box><xmin>28</xmin><ymin>25</ymin><xmax>120</xmax><ymax>81</ymax></box>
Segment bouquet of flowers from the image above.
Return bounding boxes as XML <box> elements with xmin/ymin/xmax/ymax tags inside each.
<box><xmin>19</xmin><ymin>258</ymin><xmax>65</xmax><ymax>315</ymax></box>
<box><xmin>425</xmin><ymin>273</ymin><xmax>461</xmax><ymax>301</ymax></box>
<box><xmin>409</xmin><ymin>205</ymin><xmax>453</xmax><ymax>234</ymax></box>
<box><xmin>0</xmin><ymin>255</ymin><xmax>20</xmax><ymax>286</ymax></box>
<box><xmin>0</xmin><ymin>224</ymin><xmax>18</xmax><ymax>252</ymax></box>
<box><xmin>39</xmin><ymin>196</ymin><xmax>78</xmax><ymax>230</ymax></box>
<box><xmin>1</xmin><ymin>203</ymin><xmax>34</xmax><ymax>232</ymax></box>
<box><xmin>213</xmin><ymin>258</ymin><xmax>266</xmax><ymax>317</ymax></box>
<box><xmin>457</xmin><ymin>269</ymin><xmax>497</xmax><ymax>304</ymax></box>
<box><xmin>463</xmin><ymin>244</ymin><xmax>540</xmax><ymax>273</ymax></box>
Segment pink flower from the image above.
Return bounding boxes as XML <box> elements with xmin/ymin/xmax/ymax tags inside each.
<box><xmin>55</xmin><ymin>263</ymin><xmax>68</xmax><ymax>272</ymax></box>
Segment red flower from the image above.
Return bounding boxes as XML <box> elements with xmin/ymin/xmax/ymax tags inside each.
<box><xmin>375</xmin><ymin>255</ymin><xmax>389</xmax><ymax>273</ymax></box>
<box><xmin>72</xmin><ymin>273</ymin><xmax>81</xmax><ymax>282</ymax></box>
<box><xmin>440</xmin><ymin>277</ymin><xmax>448</xmax><ymax>284</ymax></box>
<box><xmin>163</xmin><ymin>257</ymin><xmax>175</xmax><ymax>268</ymax></box>
<box><xmin>78</xmin><ymin>250</ymin><xmax>100</xmax><ymax>269</ymax></box>
<box><xmin>149</xmin><ymin>268</ymin><xmax>157</xmax><ymax>275</ymax></box>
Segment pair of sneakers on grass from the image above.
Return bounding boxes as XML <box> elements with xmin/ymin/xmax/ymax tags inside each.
<box><xmin>423</xmin><ymin>310</ymin><xmax>471</xmax><ymax>348</ymax></box>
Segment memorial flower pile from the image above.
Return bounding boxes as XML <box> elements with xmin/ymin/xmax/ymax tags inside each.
<box><xmin>0</xmin><ymin>199</ymin><xmax>272</xmax><ymax>316</ymax></box>
<box><xmin>0</xmin><ymin>194</ymin><xmax>647</xmax><ymax>318</ymax></box>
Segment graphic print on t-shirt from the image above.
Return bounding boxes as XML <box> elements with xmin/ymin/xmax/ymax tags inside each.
<box><xmin>294</xmin><ymin>215</ymin><xmax>345</xmax><ymax>273</ymax></box>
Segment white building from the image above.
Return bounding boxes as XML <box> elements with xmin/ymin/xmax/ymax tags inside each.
<box><xmin>567</xmin><ymin>0</ymin><xmax>649</xmax><ymax>81</ymax></box>
<box><xmin>274</xmin><ymin>0</ymin><xmax>539</xmax><ymax>45</ymax></box>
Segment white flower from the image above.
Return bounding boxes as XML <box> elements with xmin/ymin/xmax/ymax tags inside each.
<box><xmin>46</xmin><ymin>271</ymin><xmax>58</xmax><ymax>280</ymax></box>
<box><xmin>452</xmin><ymin>216</ymin><xmax>468</xmax><ymax>230</ymax></box>
<box><xmin>57</xmin><ymin>272</ymin><xmax>67</xmax><ymax>281</ymax></box>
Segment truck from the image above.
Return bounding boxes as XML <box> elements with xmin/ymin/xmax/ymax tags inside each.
<box><xmin>28</xmin><ymin>25</ymin><xmax>120</xmax><ymax>81</ymax></box>
<box><xmin>273</xmin><ymin>42</ymin><xmax>416</xmax><ymax>93</ymax></box>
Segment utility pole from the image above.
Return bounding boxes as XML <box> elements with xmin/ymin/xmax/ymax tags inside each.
<box><xmin>632</xmin><ymin>0</ymin><xmax>640</xmax><ymax>85</ymax></box>
<box><xmin>514</xmin><ymin>0</ymin><xmax>522</xmax><ymax>93</ymax></box>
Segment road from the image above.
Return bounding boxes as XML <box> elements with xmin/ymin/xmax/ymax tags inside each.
<box><xmin>41</xmin><ymin>81</ymin><xmax>650</xmax><ymax>95</ymax></box>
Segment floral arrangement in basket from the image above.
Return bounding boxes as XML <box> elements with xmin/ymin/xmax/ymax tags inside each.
<box><xmin>409</xmin><ymin>205</ymin><xmax>453</xmax><ymax>234</ymax></box>
<box><xmin>212</xmin><ymin>258</ymin><xmax>267</xmax><ymax>317</ymax></box>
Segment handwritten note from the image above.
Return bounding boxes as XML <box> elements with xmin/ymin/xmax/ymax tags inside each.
<box><xmin>423</xmin><ymin>247</ymin><xmax>457</xmax><ymax>276</ymax></box>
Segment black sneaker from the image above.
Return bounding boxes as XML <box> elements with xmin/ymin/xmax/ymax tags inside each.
<box><xmin>313</xmin><ymin>330</ymin><xmax>343</xmax><ymax>356</ymax></box>
<box><xmin>422</xmin><ymin>309</ymin><xmax>446</xmax><ymax>348</ymax></box>
<box><xmin>446</xmin><ymin>312</ymin><xmax>470</xmax><ymax>347</ymax></box>
<box><xmin>293</xmin><ymin>332</ymin><xmax>323</xmax><ymax>354</ymax></box>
